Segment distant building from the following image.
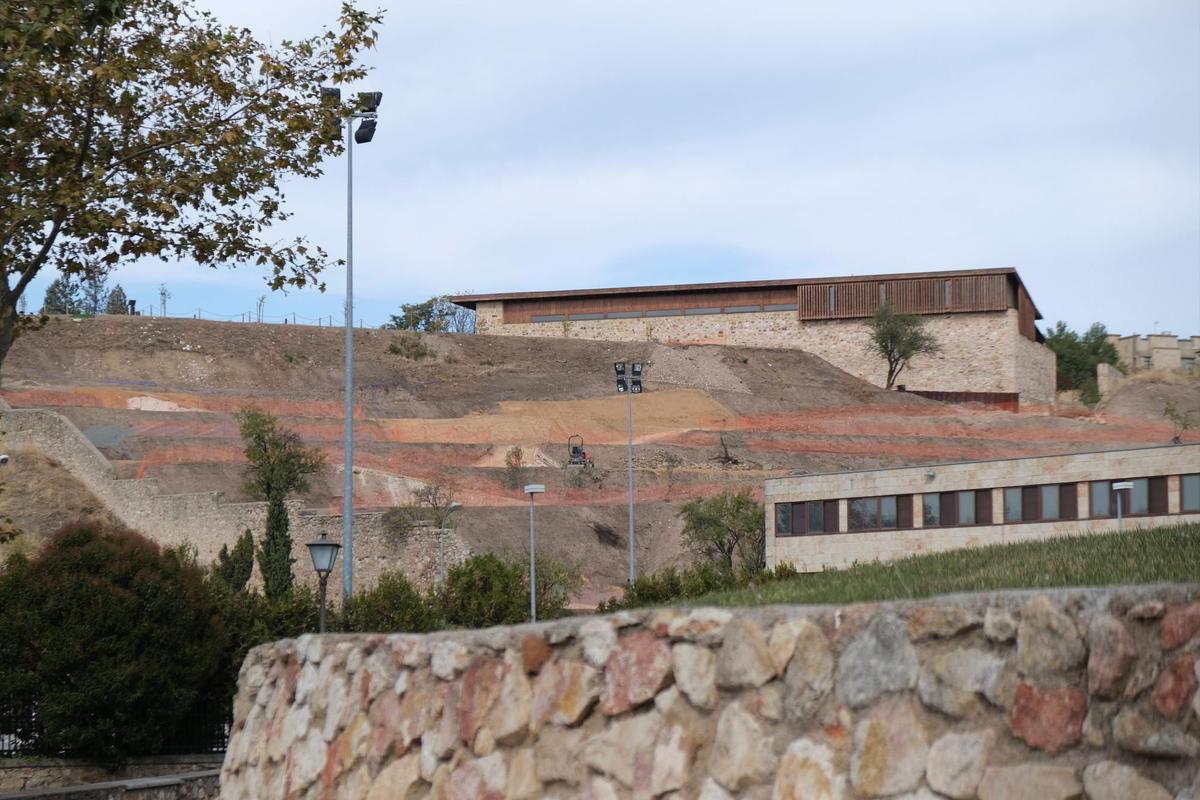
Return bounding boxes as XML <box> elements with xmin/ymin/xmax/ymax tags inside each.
<box><xmin>765</xmin><ymin>443</ymin><xmax>1200</xmax><ymax>573</ymax></box>
<box><xmin>1107</xmin><ymin>334</ymin><xmax>1199</xmax><ymax>374</ymax></box>
<box><xmin>452</xmin><ymin>267</ymin><xmax>1056</xmax><ymax>404</ymax></box>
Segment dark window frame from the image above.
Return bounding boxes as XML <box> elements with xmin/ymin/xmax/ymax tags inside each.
<box><xmin>774</xmin><ymin>500</ymin><xmax>839</xmax><ymax>537</ymax></box>
<box><xmin>1089</xmin><ymin>477</ymin><xmax>1167</xmax><ymax>519</ymax></box>
<box><xmin>1004</xmin><ymin>483</ymin><xmax>1078</xmax><ymax>523</ymax></box>
<box><xmin>847</xmin><ymin>494</ymin><xmax>914</xmax><ymax>532</ymax></box>
<box><xmin>925</xmin><ymin>489</ymin><xmax>991</xmax><ymax>528</ymax></box>
<box><xmin>1183</xmin><ymin>474</ymin><xmax>1200</xmax><ymax>513</ymax></box>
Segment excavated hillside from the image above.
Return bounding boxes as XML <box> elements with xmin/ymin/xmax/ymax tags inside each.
<box><xmin>0</xmin><ymin>315</ymin><xmax>1191</xmax><ymax>598</ymax></box>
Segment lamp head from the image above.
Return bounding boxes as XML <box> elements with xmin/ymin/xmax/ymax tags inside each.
<box><xmin>523</xmin><ymin>484</ymin><xmax>545</xmax><ymax>495</ymax></box>
<box><xmin>307</xmin><ymin>533</ymin><xmax>341</xmax><ymax>578</ymax></box>
<box><xmin>354</xmin><ymin>118</ymin><xmax>377</xmax><ymax>143</ymax></box>
<box><xmin>613</xmin><ymin>361</ymin><xmax>626</xmax><ymax>376</ymax></box>
<box><xmin>357</xmin><ymin>91</ymin><xmax>383</xmax><ymax>112</ymax></box>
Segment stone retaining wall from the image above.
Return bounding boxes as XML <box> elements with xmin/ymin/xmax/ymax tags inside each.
<box><xmin>0</xmin><ymin>770</ymin><xmax>219</xmax><ymax>799</ymax></box>
<box><xmin>0</xmin><ymin>406</ymin><xmax>470</xmax><ymax>593</ymax></box>
<box><xmin>0</xmin><ymin>757</ymin><xmax>220</xmax><ymax>793</ymax></box>
<box><xmin>221</xmin><ymin>585</ymin><xmax>1200</xmax><ymax>799</ymax></box>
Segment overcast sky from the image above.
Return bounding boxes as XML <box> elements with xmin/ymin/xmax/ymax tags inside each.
<box><xmin>30</xmin><ymin>1</ymin><xmax>1200</xmax><ymax>335</ymax></box>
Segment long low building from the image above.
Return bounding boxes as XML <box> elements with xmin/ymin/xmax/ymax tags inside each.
<box><xmin>765</xmin><ymin>443</ymin><xmax>1200</xmax><ymax>573</ymax></box>
<box><xmin>452</xmin><ymin>267</ymin><xmax>1056</xmax><ymax>405</ymax></box>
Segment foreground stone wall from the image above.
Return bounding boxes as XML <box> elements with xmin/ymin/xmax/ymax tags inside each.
<box><xmin>221</xmin><ymin>586</ymin><xmax>1200</xmax><ymax>799</ymax></box>
<box><xmin>477</xmin><ymin>302</ymin><xmax>1056</xmax><ymax>402</ymax></box>
<box><xmin>0</xmin><ymin>406</ymin><xmax>470</xmax><ymax>593</ymax></box>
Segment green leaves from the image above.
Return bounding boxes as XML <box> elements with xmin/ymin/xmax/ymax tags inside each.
<box><xmin>0</xmin><ymin>0</ymin><xmax>384</xmax><ymax>371</ymax></box>
<box><xmin>865</xmin><ymin>303</ymin><xmax>941</xmax><ymax>389</ymax></box>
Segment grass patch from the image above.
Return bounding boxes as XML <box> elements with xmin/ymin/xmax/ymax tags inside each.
<box><xmin>684</xmin><ymin>523</ymin><xmax>1200</xmax><ymax>608</ymax></box>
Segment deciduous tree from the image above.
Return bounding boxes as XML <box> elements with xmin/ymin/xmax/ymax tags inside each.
<box><xmin>865</xmin><ymin>303</ymin><xmax>940</xmax><ymax>389</ymax></box>
<box><xmin>0</xmin><ymin>0</ymin><xmax>383</xmax><ymax>376</ymax></box>
<box><xmin>679</xmin><ymin>489</ymin><xmax>765</xmax><ymax>573</ymax></box>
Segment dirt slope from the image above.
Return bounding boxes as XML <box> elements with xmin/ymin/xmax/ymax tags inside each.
<box><xmin>1</xmin><ymin>315</ymin><xmax>1189</xmax><ymax>593</ymax></box>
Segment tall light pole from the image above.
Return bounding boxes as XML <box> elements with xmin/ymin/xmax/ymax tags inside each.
<box><xmin>614</xmin><ymin>361</ymin><xmax>644</xmax><ymax>586</ymax></box>
<box><xmin>524</xmin><ymin>484</ymin><xmax>545</xmax><ymax>622</ymax></box>
<box><xmin>437</xmin><ymin>501</ymin><xmax>463</xmax><ymax>586</ymax></box>
<box><xmin>323</xmin><ymin>87</ymin><xmax>382</xmax><ymax>603</ymax></box>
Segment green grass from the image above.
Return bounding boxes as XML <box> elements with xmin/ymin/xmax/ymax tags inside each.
<box><xmin>688</xmin><ymin>522</ymin><xmax>1200</xmax><ymax>608</ymax></box>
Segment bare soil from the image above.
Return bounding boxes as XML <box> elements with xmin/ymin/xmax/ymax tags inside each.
<box><xmin>2</xmin><ymin>315</ymin><xmax>1191</xmax><ymax>594</ymax></box>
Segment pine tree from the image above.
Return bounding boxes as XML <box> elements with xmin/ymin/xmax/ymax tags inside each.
<box><xmin>41</xmin><ymin>277</ymin><xmax>81</xmax><ymax>315</ymax></box>
<box><xmin>258</xmin><ymin>500</ymin><xmax>294</xmax><ymax>600</ymax></box>
<box><xmin>81</xmin><ymin>274</ymin><xmax>109</xmax><ymax>315</ymax></box>
<box><xmin>105</xmin><ymin>285</ymin><xmax>129</xmax><ymax>315</ymax></box>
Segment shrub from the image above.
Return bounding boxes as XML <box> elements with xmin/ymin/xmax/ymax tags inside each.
<box><xmin>679</xmin><ymin>489</ymin><xmax>765</xmax><ymax>573</ymax></box>
<box><xmin>213</xmin><ymin>529</ymin><xmax>255</xmax><ymax>590</ymax></box>
<box><xmin>342</xmin><ymin>572</ymin><xmax>442</xmax><ymax>633</ymax></box>
<box><xmin>501</xmin><ymin>445</ymin><xmax>529</xmax><ymax>490</ymax></box>
<box><xmin>439</xmin><ymin>553</ymin><xmax>528</xmax><ymax>627</ymax></box>
<box><xmin>532</xmin><ymin>552</ymin><xmax>583</xmax><ymax>620</ymax></box>
<box><xmin>387</xmin><ymin>335</ymin><xmax>434</xmax><ymax>360</ymax></box>
<box><xmin>0</xmin><ymin>523</ymin><xmax>223</xmax><ymax>766</ymax></box>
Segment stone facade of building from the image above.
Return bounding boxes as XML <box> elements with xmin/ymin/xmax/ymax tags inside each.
<box><xmin>220</xmin><ymin>586</ymin><xmax>1200</xmax><ymax>799</ymax></box>
<box><xmin>477</xmin><ymin>303</ymin><xmax>1057</xmax><ymax>405</ymax></box>
<box><xmin>766</xmin><ymin>443</ymin><xmax>1200</xmax><ymax>573</ymax></box>
<box><xmin>1108</xmin><ymin>334</ymin><xmax>1200</xmax><ymax>374</ymax></box>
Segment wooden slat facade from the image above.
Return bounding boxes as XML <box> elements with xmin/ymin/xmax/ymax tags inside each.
<box><xmin>502</xmin><ymin>286</ymin><xmax>797</xmax><ymax>324</ymax></box>
<box><xmin>798</xmin><ymin>273</ymin><xmax>1011</xmax><ymax>321</ymax></box>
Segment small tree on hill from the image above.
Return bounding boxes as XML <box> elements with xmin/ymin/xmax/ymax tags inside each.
<box><xmin>679</xmin><ymin>489</ymin><xmax>765</xmax><ymax>574</ymax></box>
<box><xmin>237</xmin><ymin>408</ymin><xmax>324</xmax><ymax>600</ymax></box>
<box><xmin>105</xmin><ymin>285</ymin><xmax>129</xmax><ymax>315</ymax></box>
<box><xmin>502</xmin><ymin>445</ymin><xmax>529</xmax><ymax>490</ymax></box>
<box><xmin>382</xmin><ymin>295</ymin><xmax>475</xmax><ymax>333</ymax></box>
<box><xmin>80</xmin><ymin>273</ymin><xmax>109</xmax><ymax>316</ymax></box>
<box><xmin>1044</xmin><ymin>322</ymin><xmax>1120</xmax><ymax>405</ymax></box>
<box><xmin>381</xmin><ymin>482</ymin><xmax>459</xmax><ymax>542</ymax></box>
<box><xmin>865</xmin><ymin>303</ymin><xmax>940</xmax><ymax>389</ymax></box>
<box><xmin>41</xmin><ymin>277</ymin><xmax>82</xmax><ymax>315</ymax></box>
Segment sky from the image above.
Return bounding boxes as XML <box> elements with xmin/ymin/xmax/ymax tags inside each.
<box><xmin>26</xmin><ymin>1</ymin><xmax>1200</xmax><ymax>335</ymax></box>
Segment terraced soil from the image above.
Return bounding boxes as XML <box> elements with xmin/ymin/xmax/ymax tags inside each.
<box><xmin>1</xmin><ymin>315</ymin><xmax>1192</xmax><ymax>593</ymax></box>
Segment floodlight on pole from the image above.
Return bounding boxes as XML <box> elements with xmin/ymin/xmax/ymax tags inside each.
<box><xmin>524</xmin><ymin>484</ymin><xmax>545</xmax><ymax>622</ymax></box>
<box><xmin>325</xmin><ymin>85</ymin><xmax>382</xmax><ymax>604</ymax></box>
<box><xmin>613</xmin><ymin>360</ymin><xmax>645</xmax><ymax>586</ymax></box>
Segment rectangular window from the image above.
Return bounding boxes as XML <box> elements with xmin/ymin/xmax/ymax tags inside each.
<box><xmin>1004</xmin><ymin>487</ymin><xmax>1022</xmax><ymax>522</ymax></box>
<box><xmin>1091</xmin><ymin>481</ymin><xmax>1111</xmax><ymax>517</ymax></box>
<box><xmin>956</xmin><ymin>491</ymin><xmax>976</xmax><ymax>525</ymax></box>
<box><xmin>764</xmin><ymin>303</ymin><xmax>799</xmax><ymax>312</ymax></box>
<box><xmin>1040</xmin><ymin>485</ymin><xmax>1060</xmax><ymax>520</ymax></box>
<box><xmin>808</xmin><ymin>502</ymin><xmax>825</xmax><ymax>534</ymax></box>
<box><xmin>570</xmin><ymin>312</ymin><xmax>603</xmax><ymax>320</ymax></box>
<box><xmin>849</xmin><ymin>498</ymin><xmax>878</xmax><ymax>531</ymax></box>
<box><xmin>1130</xmin><ymin>478</ymin><xmax>1149</xmax><ymax>514</ymax></box>
<box><xmin>645</xmin><ymin>308</ymin><xmax>681</xmax><ymax>317</ymax></box>
<box><xmin>774</xmin><ymin>503</ymin><xmax>792</xmax><ymax>536</ymax></box>
<box><xmin>880</xmin><ymin>496</ymin><xmax>898</xmax><ymax>528</ymax></box>
<box><xmin>1149</xmin><ymin>476</ymin><xmax>1168</xmax><ymax>514</ymax></box>
<box><xmin>724</xmin><ymin>305</ymin><xmax>761</xmax><ymax>314</ymax></box>
<box><xmin>828</xmin><ymin>286</ymin><xmax>835</xmax><ymax>313</ymax></box>
<box><xmin>1184</xmin><ymin>474</ymin><xmax>1200</xmax><ymax>512</ymax></box>
<box><xmin>684</xmin><ymin>307</ymin><xmax>721</xmax><ymax>316</ymax></box>
<box><xmin>607</xmin><ymin>310</ymin><xmax>642</xmax><ymax>319</ymax></box>
<box><xmin>530</xmin><ymin>314</ymin><xmax>564</xmax><ymax>323</ymax></box>
<box><xmin>922</xmin><ymin>494</ymin><xmax>940</xmax><ymax>527</ymax></box>
<box><xmin>943</xmin><ymin>279</ymin><xmax>951</xmax><ymax>306</ymax></box>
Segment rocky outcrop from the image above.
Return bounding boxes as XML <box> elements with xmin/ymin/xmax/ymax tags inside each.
<box><xmin>221</xmin><ymin>586</ymin><xmax>1200</xmax><ymax>799</ymax></box>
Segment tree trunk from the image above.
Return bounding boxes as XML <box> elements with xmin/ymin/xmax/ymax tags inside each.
<box><xmin>0</xmin><ymin>296</ymin><xmax>19</xmax><ymax>388</ymax></box>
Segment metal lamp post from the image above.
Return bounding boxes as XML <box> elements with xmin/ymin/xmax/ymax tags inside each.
<box><xmin>307</xmin><ymin>532</ymin><xmax>342</xmax><ymax>634</ymax></box>
<box><xmin>614</xmin><ymin>361</ymin><xmax>644</xmax><ymax>586</ymax></box>
<box><xmin>1113</xmin><ymin>481</ymin><xmax>1133</xmax><ymax>531</ymax></box>
<box><xmin>322</xmin><ymin>87</ymin><xmax>382</xmax><ymax>604</ymax></box>
<box><xmin>437</xmin><ymin>501</ymin><xmax>463</xmax><ymax>586</ymax></box>
<box><xmin>524</xmin><ymin>484</ymin><xmax>545</xmax><ymax>622</ymax></box>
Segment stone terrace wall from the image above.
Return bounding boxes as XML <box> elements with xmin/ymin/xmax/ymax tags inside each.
<box><xmin>0</xmin><ymin>406</ymin><xmax>470</xmax><ymax>593</ymax></box>
<box><xmin>221</xmin><ymin>586</ymin><xmax>1200</xmax><ymax>799</ymax></box>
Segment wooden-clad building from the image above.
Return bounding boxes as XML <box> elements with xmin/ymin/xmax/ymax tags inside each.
<box><xmin>451</xmin><ymin>267</ymin><xmax>1056</xmax><ymax>405</ymax></box>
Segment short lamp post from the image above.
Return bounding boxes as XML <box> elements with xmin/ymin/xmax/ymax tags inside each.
<box><xmin>1112</xmin><ymin>481</ymin><xmax>1133</xmax><ymax>532</ymax></box>
<box><xmin>438</xmin><ymin>501</ymin><xmax>464</xmax><ymax>586</ymax></box>
<box><xmin>524</xmin><ymin>484</ymin><xmax>545</xmax><ymax>622</ymax></box>
<box><xmin>307</xmin><ymin>532</ymin><xmax>342</xmax><ymax>634</ymax></box>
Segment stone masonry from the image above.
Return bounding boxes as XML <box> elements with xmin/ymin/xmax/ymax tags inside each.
<box><xmin>476</xmin><ymin>303</ymin><xmax>1057</xmax><ymax>406</ymax></box>
<box><xmin>221</xmin><ymin>585</ymin><xmax>1200</xmax><ymax>799</ymax></box>
<box><xmin>0</xmin><ymin>405</ymin><xmax>470</xmax><ymax>593</ymax></box>
<box><xmin>766</xmin><ymin>443</ymin><xmax>1200</xmax><ymax>573</ymax></box>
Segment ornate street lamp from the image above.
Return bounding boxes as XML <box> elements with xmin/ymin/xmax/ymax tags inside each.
<box><xmin>307</xmin><ymin>532</ymin><xmax>342</xmax><ymax>634</ymax></box>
